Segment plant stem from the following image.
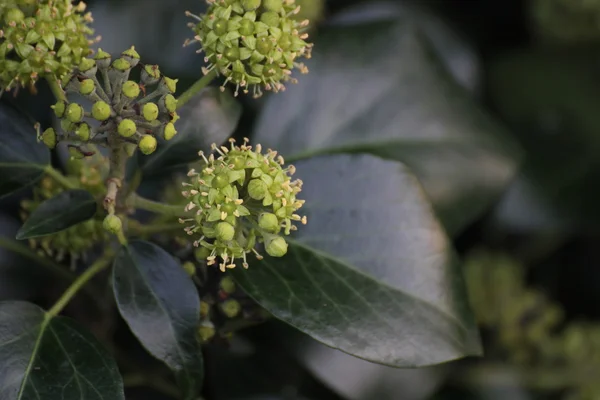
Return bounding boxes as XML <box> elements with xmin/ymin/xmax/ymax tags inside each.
<box><xmin>123</xmin><ymin>373</ymin><xmax>180</xmax><ymax>398</ymax></box>
<box><xmin>130</xmin><ymin>194</ymin><xmax>188</xmax><ymax>217</ymax></box>
<box><xmin>45</xmin><ymin>74</ymin><xmax>67</xmax><ymax>102</ymax></box>
<box><xmin>43</xmin><ymin>165</ymin><xmax>78</xmax><ymax>189</ymax></box>
<box><xmin>176</xmin><ymin>69</ymin><xmax>218</xmax><ymax>109</ymax></box>
<box><xmin>128</xmin><ymin>220</ymin><xmax>183</xmax><ymax>236</ymax></box>
<box><xmin>48</xmin><ymin>252</ymin><xmax>113</xmax><ymax>317</ymax></box>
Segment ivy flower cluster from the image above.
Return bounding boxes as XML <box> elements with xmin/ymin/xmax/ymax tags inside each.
<box><xmin>185</xmin><ymin>0</ymin><xmax>313</xmax><ymax>97</ymax></box>
<box><xmin>41</xmin><ymin>47</ymin><xmax>180</xmax><ymax>156</ymax></box>
<box><xmin>180</xmin><ymin>138</ymin><xmax>306</xmax><ymax>272</ymax></box>
<box><xmin>0</xmin><ymin>0</ymin><xmax>97</xmax><ymax>90</ymax></box>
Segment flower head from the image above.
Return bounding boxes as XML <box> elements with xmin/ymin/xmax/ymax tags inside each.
<box><xmin>47</xmin><ymin>47</ymin><xmax>180</xmax><ymax>155</ymax></box>
<box><xmin>185</xmin><ymin>0</ymin><xmax>313</xmax><ymax>97</ymax></box>
<box><xmin>0</xmin><ymin>0</ymin><xmax>98</xmax><ymax>91</ymax></box>
<box><xmin>181</xmin><ymin>137</ymin><xmax>306</xmax><ymax>272</ymax></box>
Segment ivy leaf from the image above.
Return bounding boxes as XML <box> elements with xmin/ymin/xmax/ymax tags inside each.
<box><xmin>141</xmin><ymin>87</ymin><xmax>242</xmax><ymax>176</ymax></box>
<box><xmin>16</xmin><ymin>189</ymin><xmax>97</xmax><ymax>240</ymax></box>
<box><xmin>233</xmin><ymin>154</ymin><xmax>482</xmax><ymax>367</ymax></box>
<box><xmin>253</xmin><ymin>18</ymin><xmax>520</xmax><ymax>235</ymax></box>
<box><xmin>0</xmin><ymin>301</ymin><xmax>124</xmax><ymax>399</ymax></box>
<box><xmin>112</xmin><ymin>240</ymin><xmax>203</xmax><ymax>399</ymax></box>
<box><xmin>0</xmin><ymin>103</ymin><xmax>50</xmax><ymax>199</ymax></box>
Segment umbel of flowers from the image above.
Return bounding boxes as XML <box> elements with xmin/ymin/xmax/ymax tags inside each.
<box><xmin>185</xmin><ymin>0</ymin><xmax>313</xmax><ymax>97</ymax></box>
<box><xmin>0</xmin><ymin>0</ymin><xmax>97</xmax><ymax>90</ymax></box>
<box><xmin>41</xmin><ymin>46</ymin><xmax>180</xmax><ymax>156</ymax></box>
<box><xmin>181</xmin><ymin>138</ymin><xmax>306</xmax><ymax>272</ymax></box>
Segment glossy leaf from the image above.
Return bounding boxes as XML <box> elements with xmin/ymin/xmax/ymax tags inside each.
<box><xmin>233</xmin><ymin>154</ymin><xmax>482</xmax><ymax>367</ymax></box>
<box><xmin>253</xmin><ymin>18</ymin><xmax>520</xmax><ymax>235</ymax></box>
<box><xmin>16</xmin><ymin>190</ymin><xmax>97</xmax><ymax>240</ymax></box>
<box><xmin>0</xmin><ymin>103</ymin><xmax>50</xmax><ymax>199</ymax></box>
<box><xmin>112</xmin><ymin>240</ymin><xmax>203</xmax><ymax>399</ymax></box>
<box><xmin>0</xmin><ymin>301</ymin><xmax>124</xmax><ymax>399</ymax></box>
<box><xmin>142</xmin><ymin>87</ymin><xmax>242</xmax><ymax>176</ymax></box>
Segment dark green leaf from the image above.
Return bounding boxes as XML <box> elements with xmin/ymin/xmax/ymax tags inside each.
<box><xmin>0</xmin><ymin>103</ymin><xmax>50</xmax><ymax>199</ymax></box>
<box><xmin>253</xmin><ymin>18</ymin><xmax>520</xmax><ymax>235</ymax></box>
<box><xmin>233</xmin><ymin>154</ymin><xmax>481</xmax><ymax>367</ymax></box>
<box><xmin>112</xmin><ymin>240</ymin><xmax>203</xmax><ymax>399</ymax></box>
<box><xmin>16</xmin><ymin>190</ymin><xmax>97</xmax><ymax>240</ymax></box>
<box><xmin>141</xmin><ymin>87</ymin><xmax>242</xmax><ymax>176</ymax></box>
<box><xmin>0</xmin><ymin>301</ymin><xmax>124</xmax><ymax>399</ymax></box>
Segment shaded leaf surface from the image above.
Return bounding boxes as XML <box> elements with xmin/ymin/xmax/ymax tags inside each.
<box><xmin>112</xmin><ymin>240</ymin><xmax>203</xmax><ymax>399</ymax></box>
<box><xmin>141</xmin><ymin>87</ymin><xmax>242</xmax><ymax>176</ymax></box>
<box><xmin>233</xmin><ymin>154</ymin><xmax>481</xmax><ymax>367</ymax></box>
<box><xmin>16</xmin><ymin>190</ymin><xmax>97</xmax><ymax>240</ymax></box>
<box><xmin>253</xmin><ymin>18</ymin><xmax>520</xmax><ymax>234</ymax></box>
<box><xmin>0</xmin><ymin>301</ymin><xmax>124</xmax><ymax>400</ymax></box>
<box><xmin>0</xmin><ymin>104</ymin><xmax>50</xmax><ymax>198</ymax></box>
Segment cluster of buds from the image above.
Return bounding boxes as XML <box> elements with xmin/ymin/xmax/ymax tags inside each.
<box><xmin>40</xmin><ymin>46</ymin><xmax>180</xmax><ymax>156</ymax></box>
<box><xmin>0</xmin><ymin>0</ymin><xmax>97</xmax><ymax>91</ymax></box>
<box><xmin>185</xmin><ymin>0</ymin><xmax>313</xmax><ymax>97</ymax></box>
<box><xmin>180</xmin><ymin>137</ymin><xmax>306</xmax><ymax>272</ymax></box>
<box><xmin>20</xmin><ymin>154</ymin><xmax>107</xmax><ymax>263</ymax></box>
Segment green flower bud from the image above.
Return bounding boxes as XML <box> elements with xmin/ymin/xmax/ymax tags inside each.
<box><xmin>200</xmin><ymin>301</ymin><xmax>211</xmax><ymax>317</ymax></box>
<box><xmin>121</xmin><ymin>46</ymin><xmax>140</xmax><ymax>67</ymax></box>
<box><xmin>220</xmin><ymin>299</ymin><xmax>241</xmax><ymax>318</ymax></box>
<box><xmin>79</xmin><ymin>79</ymin><xmax>95</xmax><ymax>95</ymax></box>
<box><xmin>142</xmin><ymin>103</ymin><xmax>159</xmax><ymax>121</ymax></box>
<box><xmin>139</xmin><ymin>135</ymin><xmax>157</xmax><ymax>155</ymax></box>
<box><xmin>112</xmin><ymin>58</ymin><xmax>131</xmax><ymax>72</ymax></box>
<box><xmin>258</xmin><ymin>212</ymin><xmax>279</xmax><ymax>233</ymax></box>
<box><xmin>264</xmin><ymin>0</ymin><xmax>283</xmax><ymax>11</ymax></box>
<box><xmin>198</xmin><ymin>321</ymin><xmax>216</xmax><ymax>342</ymax></box>
<box><xmin>122</xmin><ymin>80</ymin><xmax>140</xmax><ymax>99</ymax></box>
<box><xmin>91</xmin><ymin>101</ymin><xmax>111</xmax><ymax>121</ymax></box>
<box><xmin>160</xmin><ymin>76</ymin><xmax>178</xmax><ymax>93</ymax></box>
<box><xmin>219</xmin><ymin>276</ymin><xmax>236</xmax><ymax>294</ymax></box>
<box><xmin>265</xmin><ymin>236</ymin><xmax>288</xmax><ymax>257</ymax></box>
<box><xmin>212</xmin><ymin>173</ymin><xmax>229</xmax><ymax>189</ymax></box>
<box><xmin>242</xmin><ymin>0</ymin><xmax>261</xmax><ymax>11</ymax></box>
<box><xmin>51</xmin><ymin>101</ymin><xmax>66</xmax><ymax>118</ymax></box>
<box><xmin>41</xmin><ymin>128</ymin><xmax>56</xmax><ymax>149</ymax></box>
<box><xmin>103</xmin><ymin>215</ymin><xmax>122</xmax><ymax>234</ymax></box>
<box><xmin>162</xmin><ymin>122</ymin><xmax>177</xmax><ymax>141</ymax></box>
<box><xmin>248</xmin><ymin>179</ymin><xmax>268</xmax><ymax>200</ymax></box>
<box><xmin>118</xmin><ymin>119</ymin><xmax>137</xmax><ymax>138</ymax></box>
<box><xmin>215</xmin><ymin>221</ymin><xmax>235</xmax><ymax>242</ymax></box>
<box><xmin>94</xmin><ymin>48</ymin><xmax>112</xmax><ymax>69</ymax></box>
<box><xmin>182</xmin><ymin>261</ymin><xmax>196</xmax><ymax>276</ymax></box>
<box><xmin>160</xmin><ymin>94</ymin><xmax>178</xmax><ymax>113</ymax></box>
<box><xmin>141</xmin><ymin>64</ymin><xmax>161</xmax><ymax>85</ymax></box>
<box><xmin>65</xmin><ymin>103</ymin><xmax>84</xmax><ymax>123</ymax></box>
<box><xmin>75</xmin><ymin>123</ymin><xmax>91</xmax><ymax>141</ymax></box>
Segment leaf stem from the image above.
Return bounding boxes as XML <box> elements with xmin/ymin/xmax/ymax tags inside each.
<box><xmin>45</xmin><ymin>74</ymin><xmax>67</xmax><ymax>102</ymax></box>
<box><xmin>48</xmin><ymin>252</ymin><xmax>113</xmax><ymax>317</ymax></box>
<box><xmin>130</xmin><ymin>194</ymin><xmax>188</xmax><ymax>217</ymax></box>
<box><xmin>44</xmin><ymin>165</ymin><xmax>78</xmax><ymax>190</ymax></box>
<box><xmin>128</xmin><ymin>220</ymin><xmax>183</xmax><ymax>236</ymax></box>
<box><xmin>176</xmin><ymin>69</ymin><xmax>218</xmax><ymax>109</ymax></box>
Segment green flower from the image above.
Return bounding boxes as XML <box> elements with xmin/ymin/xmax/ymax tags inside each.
<box><xmin>185</xmin><ymin>0</ymin><xmax>313</xmax><ymax>97</ymax></box>
<box><xmin>49</xmin><ymin>47</ymin><xmax>179</xmax><ymax>155</ymax></box>
<box><xmin>0</xmin><ymin>0</ymin><xmax>98</xmax><ymax>90</ymax></box>
<box><xmin>180</xmin><ymin>138</ymin><xmax>306</xmax><ymax>272</ymax></box>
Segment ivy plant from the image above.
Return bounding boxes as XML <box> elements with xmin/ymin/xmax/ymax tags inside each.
<box><xmin>0</xmin><ymin>0</ymin><xmax>520</xmax><ymax>399</ymax></box>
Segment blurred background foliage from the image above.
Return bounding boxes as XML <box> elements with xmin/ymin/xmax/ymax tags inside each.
<box><xmin>4</xmin><ymin>0</ymin><xmax>600</xmax><ymax>399</ymax></box>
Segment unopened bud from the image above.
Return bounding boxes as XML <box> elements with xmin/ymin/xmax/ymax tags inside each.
<box><xmin>142</xmin><ymin>103</ymin><xmax>159</xmax><ymax>121</ymax></box>
<box><xmin>103</xmin><ymin>214</ymin><xmax>122</xmax><ymax>234</ymax></box>
<box><xmin>118</xmin><ymin>119</ymin><xmax>137</xmax><ymax>137</ymax></box>
<box><xmin>265</xmin><ymin>235</ymin><xmax>288</xmax><ymax>257</ymax></box>
<box><xmin>220</xmin><ymin>299</ymin><xmax>241</xmax><ymax>318</ymax></box>
<box><xmin>182</xmin><ymin>261</ymin><xmax>196</xmax><ymax>276</ymax></box>
<box><xmin>138</xmin><ymin>135</ymin><xmax>157</xmax><ymax>155</ymax></box>
<box><xmin>248</xmin><ymin>179</ymin><xmax>268</xmax><ymax>200</ymax></box>
<box><xmin>198</xmin><ymin>321</ymin><xmax>215</xmax><ymax>342</ymax></box>
<box><xmin>258</xmin><ymin>212</ymin><xmax>279</xmax><ymax>233</ymax></box>
<box><xmin>215</xmin><ymin>221</ymin><xmax>235</xmax><ymax>242</ymax></box>
<box><xmin>219</xmin><ymin>276</ymin><xmax>236</xmax><ymax>294</ymax></box>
